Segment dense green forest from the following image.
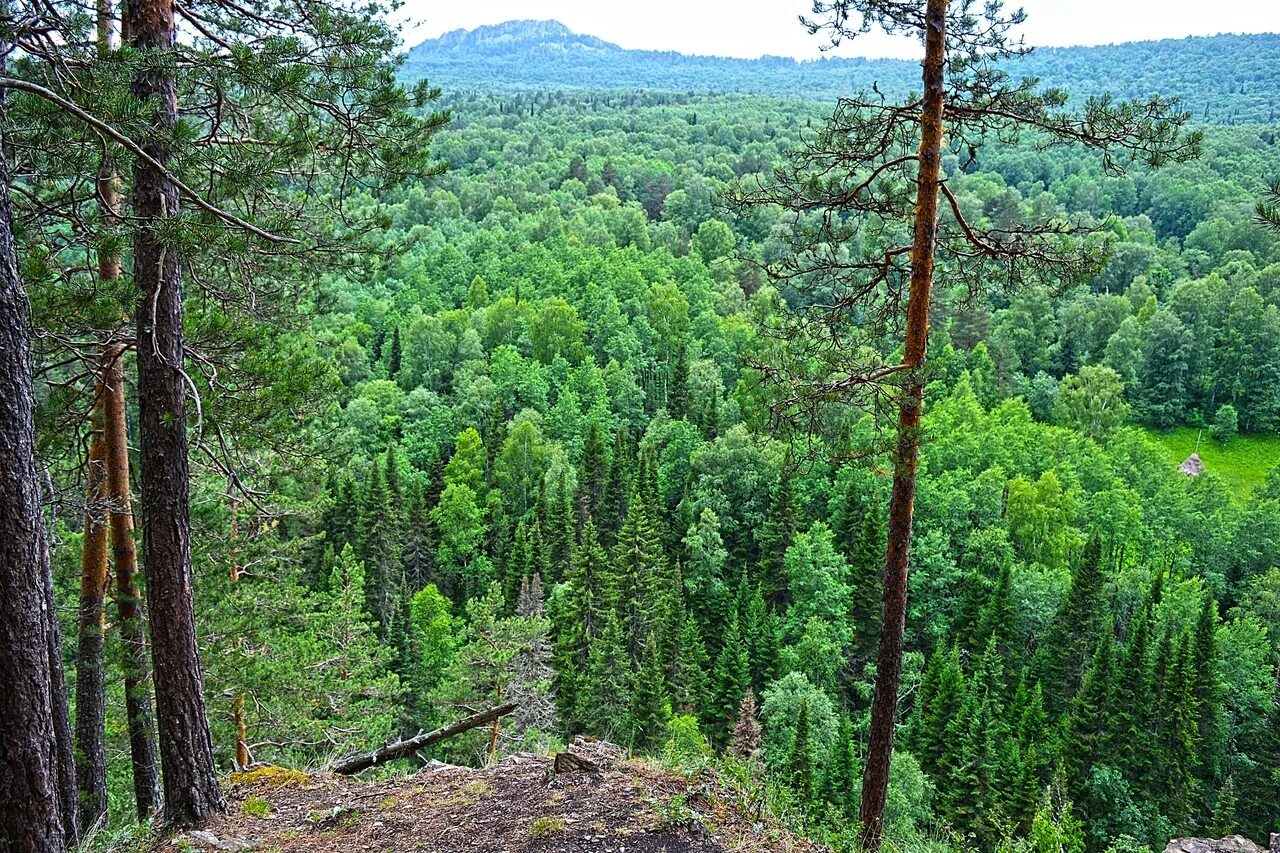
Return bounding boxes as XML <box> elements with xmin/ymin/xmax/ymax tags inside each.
<box><xmin>404</xmin><ymin>21</ymin><xmax>1280</xmax><ymax>124</ymax></box>
<box><xmin>3</xmin><ymin>3</ymin><xmax>1280</xmax><ymax>853</ymax></box>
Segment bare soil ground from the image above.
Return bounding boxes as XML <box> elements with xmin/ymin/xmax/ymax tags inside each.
<box><xmin>160</xmin><ymin>752</ymin><xmax>823</xmax><ymax>853</ymax></box>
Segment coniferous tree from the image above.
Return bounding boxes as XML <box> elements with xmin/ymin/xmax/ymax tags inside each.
<box><xmin>1060</xmin><ymin>630</ymin><xmax>1117</xmax><ymax>808</ymax></box>
<box><xmin>599</xmin><ymin>426</ymin><xmax>632</xmax><ymax>545</ymax></box>
<box><xmin>1038</xmin><ymin>536</ymin><xmax>1106</xmax><ymax>711</ymax></box>
<box><xmin>630</xmin><ymin>632</ymin><xmax>671</xmax><ymax>750</ymax></box>
<box><xmin>579</xmin><ymin>607</ymin><xmax>632</xmax><ymax>741</ymax></box>
<box><xmin>732</xmin><ymin>689</ymin><xmax>762</xmax><ymax>760</ymax></box>
<box><xmin>387</xmin><ymin>325</ymin><xmax>402</xmax><ymax>378</ymax></box>
<box><xmin>757</xmin><ymin>467</ymin><xmax>796</xmax><ymax>607</ymax></box>
<box><xmin>790</xmin><ymin>698</ymin><xmax>816</xmax><ymax>806</ymax></box>
<box><xmin>732</xmin><ymin>0</ymin><xmax>1194</xmax><ymax>840</ymax></box>
<box><xmin>576</xmin><ymin>420</ymin><xmax>607</xmax><ymax>527</ymax></box>
<box><xmin>711</xmin><ymin>612</ymin><xmax>751</xmax><ymax>745</ymax></box>
<box><xmin>848</xmin><ymin>505</ymin><xmax>885</xmax><ymax>668</ymax></box>
<box><xmin>671</xmin><ymin>613</ymin><xmax>713</xmax><ymax>723</ymax></box>
<box><xmin>358</xmin><ymin>457</ymin><xmax>400</xmax><ymax>637</ymax></box>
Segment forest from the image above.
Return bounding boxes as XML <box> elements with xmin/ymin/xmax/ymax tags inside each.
<box><xmin>1</xmin><ymin>2</ymin><xmax>1279</xmax><ymax>853</ymax></box>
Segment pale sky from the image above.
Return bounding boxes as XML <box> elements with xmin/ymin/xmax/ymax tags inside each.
<box><xmin>394</xmin><ymin>0</ymin><xmax>1278</xmax><ymax>59</ymax></box>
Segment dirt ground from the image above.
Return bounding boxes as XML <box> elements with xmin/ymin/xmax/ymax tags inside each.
<box><xmin>161</xmin><ymin>749</ymin><xmax>824</xmax><ymax>853</ymax></box>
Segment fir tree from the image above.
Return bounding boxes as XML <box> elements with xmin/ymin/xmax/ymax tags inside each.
<box><xmin>357</xmin><ymin>457</ymin><xmax>400</xmax><ymax>638</ymax></box>
<box><xmin>599</xmin><ymin>427</ymin><xmax>632</xmax><ymax>546</ymax></box>
<box><xmin>1060</xmin><ymin>629</ymin><xmax>1117</xmax><ymax>808</ymax></box>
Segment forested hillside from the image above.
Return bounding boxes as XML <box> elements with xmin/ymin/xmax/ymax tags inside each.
<box><xmin>403</xmin><ymin>21</ymin><xmax>1280</xmax><ymax>124</ymax></box>
<box><xmin>3</xmin><ymin>4</ymin><xmax>1280</xmax><ymax>853</ymax></box>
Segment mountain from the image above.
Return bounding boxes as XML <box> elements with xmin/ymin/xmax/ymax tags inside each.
<box><xmin>402</xmin><ymin>20</ymin><xmax>1280</xmax><ymax>124</ymax></box>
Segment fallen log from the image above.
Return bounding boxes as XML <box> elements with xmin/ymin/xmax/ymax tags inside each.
<box><xmin>330</xmin><ymin>703</ymin><xmax>518</xmax><ymax>775</ymax></box>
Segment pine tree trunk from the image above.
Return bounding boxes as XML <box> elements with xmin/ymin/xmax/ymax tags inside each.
<box><xmin>127</xmin><ymin>0</ymin><xmax>225</xmax><ymax>827</ymax></box>
<box><xmin>857</xmin><ymin>0</ymin><xmax>947</xmax><ymax>849</ymax></box>
<box><xmin>102</xmin><ymin>344</ymin><xmax>163</xmax><ymax>820</ymax></box>
<box><xmin>0</xmin><ymin>45</ymin><xmax>68</xmax><ymax>851</ymax></box>
<box><xmin>74</xmin><ymin>375</ymin><xmax>111</xmax><ymax>832</ymax></box>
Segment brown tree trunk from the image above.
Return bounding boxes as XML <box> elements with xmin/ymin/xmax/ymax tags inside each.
<box><xmin>0</xmin><ymin>43</ymin><xmax>68</xmax><ymax>852</ymax></box>
<box><xmin>857</xmin><ymin>0</ymin><xmax>947</xmax><ymax>849</ymax></box>
<box><xmin>73</xmin><ymin>375</ymin><xmax>111</xmax><ymax>832</ymax></box>
<box><xmin>127</xmin><ymin>0</ymin><xmax>225</xmax><ymax>828</ymax></box>
<box><xmin>102</xmin><ymin>345</ymin><xmax>163</xmax><ymax>820</ymax></box>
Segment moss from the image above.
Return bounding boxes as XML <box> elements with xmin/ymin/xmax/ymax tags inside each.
<box><xmin>228</xmin><ymin>765</ymin><xmax>309</xmax><ymax>788</ymax></box>
<box><xmin>529</xmin><ymin>816</ymin><xmax>566</xmax><ymax>838</ymax></box>
<box><xmin>241</xmin><ymin>795</ymin><xmax>273</xmax><ymax>818</ymax></box>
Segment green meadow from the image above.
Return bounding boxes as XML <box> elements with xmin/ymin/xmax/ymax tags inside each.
<box><xmin>1144</xmin><ymin>427</ymin><xmax>1280</xmax><ymax>500</ymax></box>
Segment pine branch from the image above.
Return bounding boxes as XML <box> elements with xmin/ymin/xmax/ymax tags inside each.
<box><xmin>0</xmin><ymin>76</ymin><xmax>297</xmax><ymax>244</ymax></box>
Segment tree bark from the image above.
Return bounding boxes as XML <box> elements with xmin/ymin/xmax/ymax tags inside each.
<box><xmin>103</xmin><ymin>344</ymin><xmax>163</xmax><ymax>820</ymax></box>
<box><xmin>73</xmin><ymin>375</ymin><xmax>111</xmax><ymax>832</ymax></box>
<box><xmin>331</xmin><ymin>703</ymin><xmax>519</xmax><ymax>775</ymax></box>
<box><xmin>0</xmin><ymin>42</ymin><xmax>68</xmax><ymax>852</ymax></box>
<box><xmin>127</xmin><ymin>0</ymin><xmax>225</xmax><ymax>827</ymax></box>
<box><xmin>857</xmin><ymin>0</ymin><xmax>947</xmax><ymax>850</ymax></box>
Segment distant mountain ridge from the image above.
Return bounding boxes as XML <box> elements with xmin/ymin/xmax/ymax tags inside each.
<box><xmin>402</xmin><ymin>20</ymin><xmax>1280</xmax><ymax>124</ymax></box>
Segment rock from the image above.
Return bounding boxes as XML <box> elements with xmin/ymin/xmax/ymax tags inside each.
<box><xmin>552</xmin><ymin>737</ymin><xmax>627</xmax><ymax>774</ymax></box>
<box><xmin>1164</xmin><ymin>837</ymin><xmax>1265</xmax><ymax>853</ymax></box>
<box><xmin>553</xmin><ymin>751</ymin><xmax>601</xmax><ymax>773</ymax></box>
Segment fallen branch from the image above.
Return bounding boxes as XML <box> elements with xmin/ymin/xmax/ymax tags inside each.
<box><xmin>329</xmin><ymin>703</ymin><xmax>518</xmax><ymax>775</ymax></box>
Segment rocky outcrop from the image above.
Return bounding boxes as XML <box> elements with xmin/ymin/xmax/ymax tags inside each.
<box><xmin>1164</xmin><ymin>835</ymin><xmax>1274</xmax><ymax>853</ymax></box>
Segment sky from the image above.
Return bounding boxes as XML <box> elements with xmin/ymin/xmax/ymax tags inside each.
<box><xmin>393</xmin><ymin>0</ymin><xmax>1278</xmax><ymax>59</ymax></box>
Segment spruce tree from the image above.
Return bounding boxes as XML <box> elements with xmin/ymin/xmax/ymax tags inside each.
<box><xmin>579</xmin><ymin>608</ymin><xmax>632</xmax><ymax>742</ymax></box>
<box><xmin>711</xmin><ymin>612</ymin><xmax>751</xmax><ymax>745</ymax></box>
<box><xmin>790</xmin><ymin>698</ymin><xmax>816</xmax><ymax>807</ymax></box>
<box><xmin>1060</xmin><ymin>630</ymin><xmax>1117</xmax><ymax>808</ymax></box>
<box><xmin>630</xmin><ymin>633</ymin><xmax>671</xmax><ymax>751</ymax></box>
<box><xmin>732</xmin><ymin>690</ymin><xmax>762</xmax><ymax>760</ymax></box>
<box><xmin>576</xmin><ymin>420</ymin><xmax>607</xmax><ymax>528</ymax></box>
<box><xmin>757</xmin><ymin>468</ymin><xmax>796</xmax><ymax>607</ymax></box>
<box><xmin>671</xmin><ymin>613</ymin><xmax>713</xmax><ymax>723</ymax></box>
<box><xmin>848</xmin><ymin>505</ymin><xmax>885</xmax><ymax>667</ymax></box>
<box><xmin>600</xmin><ymin>427</ymin><xmax>632</xmax><ymax>546</ymax></box>
<box><xmin>1037</xmin><ymin>535</ymin><xmax>1106</xmax><ymax>712</ymax></box>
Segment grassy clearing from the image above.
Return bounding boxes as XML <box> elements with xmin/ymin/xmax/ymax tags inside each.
<box><xmin>1143</xmin><ymin>426</ymin><xmax>1280</xmax><ymax>499</ymax></box>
